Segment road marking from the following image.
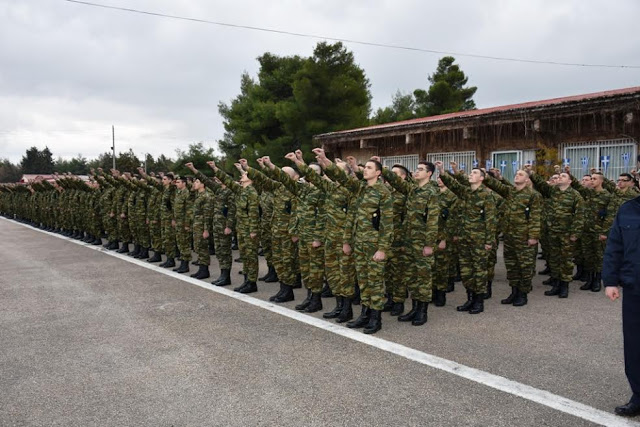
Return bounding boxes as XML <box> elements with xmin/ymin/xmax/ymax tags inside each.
<box><xmin>4</xmin><ymin>218</ymin><xmax>639</xmax><ymax>427</ymax></box>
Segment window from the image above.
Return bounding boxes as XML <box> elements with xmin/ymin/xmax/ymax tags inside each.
<box><xmin>561</xmin><ymin>138</ymin><xmax>637</xmax><ymax>180</ymax></box>
<box><xmin>427</xmin><ymin>151</ymin><xmax>477</xmax><ymax>178</ymax></box>
<box><xmin>380</xmin><ymin>155</ymin><xmax>419</xmax><ymax>173</ymax></box>
<box><xmin>491</xmin><ymin>150</ymin><xmax>537</xmax><ymax>182</ymax></box>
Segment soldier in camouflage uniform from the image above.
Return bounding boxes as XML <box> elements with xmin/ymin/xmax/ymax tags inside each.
<box><xmin>484</xmin><ymin>170</ymin><xmax>542</xmax><ymax>306</ymax></box>
<box><xmin>382</xmin><ymin>160</ymin><xmax>440</xmax><ymax>326</ymax></box>
<box><xmin>571</xmin><ymin>170</ymin><xmax>613</xmax><ymax>292</ymax></box>
<box><xmin>187</xmin><ymin>163</ymin><xmax>236</xmax><ymax>286</ymax></box>
<box><xmin>529</xmin><ymin>168</ymin><xmax>584</xmax><ymax>298</ymax></box>
<box><xmin>436</xmin><ymin>162</ymin><xmax>498</xmax><ymax>315</ymax></box>
<box><xmin>159</xmin><ymin>173</ymin><xmax>177</xmax><ymax>269</ymax></box>
<box><xmin>137</xmin><ymin>170</ymin><xmax>164</xmax><ymax>263</ymax></box>
<box><xmin>172</xmin><ymin>176</ymin><xmax>193</xmax><ymax>274</ymax></box>
<box><xmin>258</xmin><ymin>190</ymin><xmax>277</xmax><ymax>282</ymax></box>
<box><xmin>315</xmin><ymin>148</ymin><xmax>393</xmax><ymax>335</ymax></box>
<box><xmin>211</xmin><ymin>160</ymin><xmax>260</xmax><ymax>293</ymax></box>
<box><xmin>433</xmin><ymin>175</ymin><xmax>458</xmax><ymax>306</ymax></box>
<box><xmin>188</xmin><ymin>177</ymin><xmax>214</xmax><ymax>279</ymax></box>
<box><xmin>295</xmin><ymin>155</ymin><xmax>357</xmax><ymax>323</ymax></box>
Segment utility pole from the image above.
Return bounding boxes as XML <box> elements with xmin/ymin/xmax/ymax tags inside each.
<box><xmin>111</xmin><ymin>125</ymin><xmax>116</xmax><ymax>170</ymax></box>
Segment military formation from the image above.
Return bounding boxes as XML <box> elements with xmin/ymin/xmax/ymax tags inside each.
<box><xmin>1</xmin><ymin>151</ymin><xmax>639</xmax><ymax>335</ymax></box>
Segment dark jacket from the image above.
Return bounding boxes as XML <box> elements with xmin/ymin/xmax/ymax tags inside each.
<box><xmin>602</xmin><ymin>195</ymin><xmax>640</xmax><ymax>294</ymax></box>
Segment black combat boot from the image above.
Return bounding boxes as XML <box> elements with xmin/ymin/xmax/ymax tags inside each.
<box><xmin>174</xmin><ymin>260</ymin><xmax>189</xmax><ymax>274</ymax></box>
<box><xmin>382</xmin><ymin>294</ymin><xmax>394</xmax><ymax>312</ymax></box>
<box><xmin>411</xmin><ymin>301</ymin><xmax>429</xmax><ymax>326</ymax></box>
<box><xmin>543</xmin><ymin>276</ymin><xmax>557</xmax><ymax>286</ymax></box>
<box><xmin>117</xmin><ymin>242</ymin><xmax>130</xmax><ymax>253</ymax></box>
<box><xmin>190</xmin><ymin>265</ymin><xmax>203</xmax><ymax>278</ymax></box>
<box><xmin>591</xmin><ymin>273</ymin><xmax>602</xmax><ymax>292</ymax></box>
<box><xmin>539</xmin><ymin>265</ymin><xmax>551</xmax><ymax>275</ymax></box>
<box><xmin>320</xmin><ymin>282</ymin><xmax>333</xmax><ymax>298</ymax></box>
<box><xmin>468</xmin><ymin>293</ymin><xmax>484</xmax><ymax>314</ymax></box>
<box><xmin>363</xmin><ymin>310</ymin><xmax>382</xmax><ymax>334</ymax></box>
<box><xmin>212</xmin><ymin>269</ymin><xmax>231</xmax><ymax>286</ymax></box>
<box><xmin>92</xmin><ymin>236</ymin><xmax>102</xmax><ymax>245</ymax></box>
<box><xmin>544</xmin><ymin>281</ymin><xmax>561</xmax><ymax>296</ymax></box>
<box><xmin>269</xmin><ymin>283</ymin><xmax>285</xmax><ymax>301</ymax></box>
<box><xmin>163</xmin><ymin>257</ymin><xmax>176</xmax><ymax>268</ymax></box>
<box><xmin>558</xmin><ymin>281</ymin><xmax>569</xmax><ymax>298</ymax></box>
<box><xmin>323</xmin><ymin>296</ymin><xmax>344</xmax><ymax>319</ymax></box>
<box><xmin>512</xmin><ymin>289</ymin><xmax>528</xmax><ymax>307</ymax></box>
<box><xmin>347</xmin><ymin>306</ymin><xmax>371</xmax><ymax>329</ymax></box>
<box><xmin>147</xmin><ymin>251</ymin><xmax>162</xmax><ymax>263</ymax></box>
<box><xmin>239</xmin><ymin>281</ymin><xmax>257</xmax><ymax>294</ymax></box>
<box><xmin>457</xmin><ymin>290</ymin><xmax>474</xmax><ymax>312</ymax></box>
<box><xmin>304</xmin><ymin>293</ymin><xmax>323</xmax><ymax>313</ymax></box>
<box><xmin>501</xmin><ymin>287</ymin><xmax>518</xmax><ymax>304</ymax></box>
<box><xmin>128</xmin><ymin>244</ymin><xmax>140</xmax><ymax>257</ymax></box>
<box><xmin>445</xmin><ymin>277</ymin><xmax>455</xmax><ymax>293</ymax></box>
<box><xmin>234</xmin><ymin>275</ymin><xmax>249</xmax><ymax>292</ymax></box>
<box><xmin>433</xmin><ymin>289</ymin><xmax>446</xmax><ymax>307</ymax></box>
<box><xmin>274</xmin><ymin>284</ymin><xmax>295</xmax><ymax>303</ymax></box>
<box><xmin>580</xmin><ymin>272</ymin><xmax>594</xmax><ymax>290</ymax></box>
<box><xmin>398</xmin><ymin>300</ymin><xmax>418</xmax><ymax>322</ymax></box>
<box><xmin>390</xmin><ymin>301</ymin><xmax>405</xmax><ymax>316</ymax></box>
<box><xmin>259</xmin><ymin>264</ymin><xmax>274</xmax><ymax>281</ymax></box>
<box><xmin>295</xmin><ymin>289</ymin><xmax>313</xmax><ymax>311</ymax></box>
<box><xmin>108</xmin><ymin>241</ymin><xmax>120</xmax><ymax>250</ymax></box>
<box><xmin>136</xmin><ymin>247</ymin><xmax>149</xmax><ymax>259</ymax></box>
<box><xmin>191</xmin><ymin>265</ymin><xmax>210</xmax><ymax>279</ymax></box>
<box><xmin>483</xmin><ymin>280</ymin><xmax>492</xmax><ymax>299</ymax></box>
<box><xmin>572</xmin><ymin>264</ymin><xmax>584</xmax><ymax>281</ymax></box>
<box><xmin>336</xmin><ymin>298</ymin><xmax>353</xmax><ymax>323</ymax></box>
<box><xmin>264</xmin><ymin>266</ymin><xmax>279</xmax><ymax>283</ymax></box>
<box><xmin>292</xmin><ymin>273</ymin><xmax>302</xmax><ymax>289</ymax></box>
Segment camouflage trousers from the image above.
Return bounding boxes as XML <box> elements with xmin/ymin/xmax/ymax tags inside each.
<box><xmin>213</xmin><ymin>228</ymin><xmax>232</xmax><ymax>270</ymax></box>
<box><xmin>583</xmin><ymin>232</ymin><xmax>606</xmax><ymax>273</ymax></box>
<box><xmin>118</xmin><ymin>216</ymin><xmax>131</xmax><ymax>242</ymax></box>
<box><xmin>548</xmin><ymin>232</ymin><xmax>575</xmax><ymax>282</ymax></box>
<box><xmin>149</xmin><ymin>220</ymin><xmax>162</xmax><ymax>252</ymax></box>
<box><xmin>433</xmin><ymin>244</ymin><xmax>452</xmax><ymax>292</ymax></box>
<box><xmin>161</xmin><ymin>217</ymin><xmax>177</xmax><ymax>258</ymax></box>
<box><xmin>503</xmin><ymin>235</ymin><xmax>537</xmax><ymax>294</ymax></box>
<box><xmin>175</xmin><ymin>223</ymin><xmax>192</xmax><ymax>262</ymax></box>
<box><xmin>260</xmin><ymin>221</ymin><xmax>273</xmax><ymax>265</ymax></box>
<box><xmin>448</xmin><ymin>239</ymin><xmax>461</xmax><ymax>280</ymax></box>
<box><xmin>193</xmin><ymin>224</ymin><xmax>210</xmax><ymax>265</ymax></box>
<box><xmin>574</xmin><ymin>234</ymin><xmax>586</xmax><ymax>266</ymax></box>
<box><xmin>271</xmin><ymin>231</ymin><xmax>297</xmax><ymax>286</ymax></box>
<box><xmin>238</xmin><ymin>231</ymin><xmax>259</xmax><ymax>281</ymax></box>
<box><xmin>459</xmin><ymin>238</ymin><xmax>489</xmax><ymax>294</ymax></box>
<box><xmin>103</xmin><ymin>215</ymin><xmax>117</xmax><ymax>242</ymax></box>
<box><xmin>540</xmin><ymin>222</ymin><xmax>550</xmax><ymax>261</ymax></box>
<box><xmin>354</xmin><ymin>242</ymin><xmax>386</xmax><ymax>311</ymax></box>
<box><xmin>386</xmin><ymin>244</ymin><xmax>409</xmax><ymax>303</ymax></box>
<box><xmin>406</xmin><ymin>241</ymin><xmax>435</xmax><ymax>303</ymax></box>
<box><xmin>298</xmin><ymin>239</ymin><xmax>324</xmax><ymax>293</ymax></box>
<box><xmin>137</xmin><ymin>219</ymin><xmax>150</xmax><ymax>249</ymax></box>
<box><xmin>324</xmin><ymin>236</ymin><xmax>356</xmax><ymax>298</ymax></box>
<box><xmin>487</xmin><ymin>238</ymin><xmax>499</xmax><ymax>282</ymax></box>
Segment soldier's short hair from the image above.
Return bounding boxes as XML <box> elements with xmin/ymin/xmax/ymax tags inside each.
<box><xmin>392</xmin><ymin>164</ymin><xmax>410</xmax><ymax>180</ymax></box>
<box><xmin>368</xmin><ymin>159</ymin><xmax>383</xmax><ymax>172</ymax></box>
<box><xmin>473</xmin><ymin>168</ymin><xmax>486</xmax><ymax>178</ymax></box>
<box><xmin>165</xmin><ymin>173</ymin><xmax>175</xmax><ymax>181</ymax></box>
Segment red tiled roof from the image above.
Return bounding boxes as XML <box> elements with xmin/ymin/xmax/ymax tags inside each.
<box><xmin>317</xmin><ymin>86</ymin><xmax>640</xmax><ymax>138</ymax></box>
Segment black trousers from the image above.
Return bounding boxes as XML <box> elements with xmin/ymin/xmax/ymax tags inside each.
<box><xmin>623</xmin><ymin>292</ymin><xmax>640</xmax><ymax>404</ymax></box>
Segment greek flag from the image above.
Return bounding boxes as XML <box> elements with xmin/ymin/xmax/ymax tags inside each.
<box><xmin>459</xmin><ymin>163</ymin><xmax>466</xmax><ymax>171</ymax></box>
<box><xmin>563</xmin><ymin>158</ymin><xmax>571</xmax><ymax>167</ymax></box>
<box><xmin>622</xmin><ymin>152</ymin><xmax>630</xmax><ymax>169</ymax></box>
<box><xmin>499</xmin><ymin>160</ymin><xmax>507</xmax><ymax>175</ymax></box>
<box><xmin>601</xmin><ymin>155</ymin><xmax>611</xmax><ymax>174</ymax></box>
<box><xmin>581</xmin><ymin>157</ymin><xmax>589</xmax><ymax>174</ymax></box>
<box><xmin>472</xmin><ymin>159</ymin><xmax>479</xmax><ymax>168</ymax></box>
<box><xmin>485</xmin><ymin>160</ymin><xmax>492</xmax><ymax>170</ymax></box>
<box><xmin>512</xmin><ymin>160</ymin><xmax>519</xmax><ymax>175</ymax></box>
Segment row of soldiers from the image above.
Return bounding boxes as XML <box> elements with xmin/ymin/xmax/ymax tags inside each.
<box><xmin>1</xmin><ymin>151</ymin><xmax>639</xmax><ymax>335</ymax></box>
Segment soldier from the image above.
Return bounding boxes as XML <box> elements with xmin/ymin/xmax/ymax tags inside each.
<box><xmin>484</xmin><ymin>169</ymin><xmax>542</xmax><ymax>306</ymax></box>
<box><xmin>529</xmin><ymin>167</ymin><xmax>584</xmax><ymax>298</ymax></box>
<box><xmin>433</xmin><ymin>174</ymin><xmax>458</xmax><ymax>307</ymax></box>
<box><xmin>186</xmin><ymin>163</ymin><xmax>236</xmax><ymax>286</ymax></box>
<box><xmin>209</xmin><ymin>160</ymin><xmax>260</xmax><ymax>293</ymax></box>
<box><xmin>435</xmin><ymin>161</ymin><xmax>498</xmax><ymax>314</ymax></box>
<box><xmin>189</xmin><ymin>176</ymin><xmax>213</xmax><ymax>279</ymax></box>
<box><xmin>159</xmin><ymin>173</ymin><xmax>177</xmax><ymax>269</ymax></box>
<box><xmin>381</xmin><ymin>160</ymin><xmax>440</xmax><ymax>326</ymax></box>
<box><xmin>314</xmin><ymin>148</ymin><xmax>393</xmax><ymax>335</ymax></box>
<box><xmin>172</xmin><ymin>176</ymin><xmax>193</xmax><ymax>274</ymax></box>
<box><xmin>258</xmin><ymin>188</ymin><xmax>277</xmax><ymax>282</ymax></box>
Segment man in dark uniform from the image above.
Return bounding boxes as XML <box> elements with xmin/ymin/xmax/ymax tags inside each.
<box><xmin>603</xmin><ymin>194</ymin><xmax>640</xmax><ymax>417</ymax></box>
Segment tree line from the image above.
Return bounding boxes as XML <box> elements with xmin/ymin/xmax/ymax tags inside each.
<box><xmin>1</xmin><ymin>43</ymin><xmax>476</xmax><ymax>182</ymax></box>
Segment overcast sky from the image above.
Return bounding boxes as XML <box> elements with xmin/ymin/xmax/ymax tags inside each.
<box><xmin>1</xmin><ymin>0</ymin><xmax>639</xmax><ymax>164</ymax></box>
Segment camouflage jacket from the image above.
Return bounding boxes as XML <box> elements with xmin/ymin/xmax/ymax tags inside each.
<box><xmin>531</xmin><ymin>174</ymin><xmax>584</xmax><ymax>237</ymax></box>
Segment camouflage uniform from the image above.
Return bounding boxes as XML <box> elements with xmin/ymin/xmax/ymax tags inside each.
<box><xmin>173</xmin><ymin>187</ymin><xmax>193</xmax><ymax>262</ymax></box>
<box><xmin>192</xmin><ymin>189</ymin><xmax>214</xmax><ymax>265</ymax></box>
<box><xmin>214</xmin><ymin>169</ymin><xmax>260</xmax><ymax>281</ymax></box>
<box><xmin>484</xmin><ymin>175</ymin><xmax>542</xmax><ymax>294</ymax></box>
<box><xmin>434</xmin><ymin>187</ymin><xmax>458</xmax><ymax>291</ymax></box>
<box><xmin>439</xmin><ymin>171</ymin><xmax>498</xmax><ymax>295</ymax></box>
<box><xmin>325</xmin><ymin>163</ymin><xmax>393</xmax><ymax>311</ymax></box>
<box><xmin>160</xmin><ymin>184</ymin><xmax>177</xmax><ymax>259</ymax></box>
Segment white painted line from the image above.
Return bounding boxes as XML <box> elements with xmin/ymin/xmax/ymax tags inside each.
<box><xmin>4</xmin><ymin>217</ymin><xmax>640</xmax><ymax>427</ymax></box>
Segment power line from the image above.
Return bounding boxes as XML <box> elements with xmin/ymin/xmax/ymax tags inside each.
<box><xmin>63</xmin><ymin>0</ymin><xmax>640</xmax><ymax>69</ymax></box>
